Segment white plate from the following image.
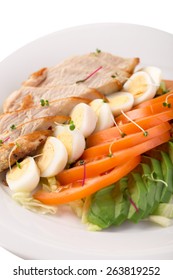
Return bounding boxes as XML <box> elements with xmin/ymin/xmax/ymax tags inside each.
<box><xmin>0</xmin><ymin>23</ymin><xmax>173</xmax><ymax>260</ymax></box>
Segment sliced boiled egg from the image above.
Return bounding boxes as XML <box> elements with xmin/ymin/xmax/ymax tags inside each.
<box><xmin>6</xmin><ymin>156</ymin><xmax>40</xmax><ymax>192</ymax></box>
<box><xmin>107</xmin><ymin>91</ymin><xmax>134</xmax><ymax>116</ymax></box>
<box><xmin>54</xmin><ymin>125</ymin><xmax>85</xmax><ymax>163</ymax></box>
<box><xmin>140</xmin><ymin>66</ymin><xmax>162</xmax><ymax>90</ymax></box>
<box><xmin>123</xmin><ymin>71</ymin><xmax>157</xmax><ymax>106</ymax></box>
<box><xmin>70</xmin><ymin>103</ymin><xmax>97</xmax><ymax>138</ymax></box>
<box><xmin>36</xmin><ymin>136</ymin><xmax>68</xmax><ymax>177</ymax></box>
<box><xmin>90</xmin><ymin>99</ymin><xmax>114</xmax><ymax>132</ymax></box>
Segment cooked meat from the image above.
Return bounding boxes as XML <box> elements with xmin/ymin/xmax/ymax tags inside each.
<box><xmin>3</xmin><ymin>84</ymin><xmax>104</xmax><ymax>113</ymax></box>
<box><xmin>0</xmin><ymin>97</ymin><xmax>90</xmax><ymax>135</ymax></box>
<box><xmin>0</xmin><ymin>130</ymin><xmax>52</xmax><ymax>172</ymax></box>
<box><xmin>0</xmin><ymin>51</ymin><xmax>139</xmax><ymax>174</ymax></box>
<box><xmin>0</xmin><ymin>115</ymin><xmax>69</xmax><ymax>144</ymax></box>
<box><xmin>3</xmin><ymin>52</ymin><xmax>139</xmax><ymax>113</ymax></box>
<box><xmin>22</xmin><ymin>67</ymin><xmax>47</xmax><ymax>87</ymax></box>
<box><xmin>39</xmin><ymin>52</ymin><xmax>139</xmax><ymax>87</ymax></box>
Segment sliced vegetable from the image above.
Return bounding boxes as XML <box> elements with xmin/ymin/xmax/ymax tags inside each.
<box><xmin>13</xmin><ymin>192</ymin><xmax>57</xmax><ymax>214</ymax></box>
<box><xmin>116</xmin><ymin>100</ymin><xmax>173</xmax><ymax>124</ymax></box>
<box><xmin>153</xmin><ymin>202</ymin><xmax>173</xmax><ymax>218</ymax></box>
<box><xmin>135</xmin><ymin>88</ymin><xmax>173</xmax><ymax>109</ymax></box>
<box><xmin>82</xmin><ymin>122</ymin><xmax>171</xmax><ymax>160</ymax></box>
<box><xmin>33</xmin><ymin>156</ymin><xmax>140</xmax><ymax>205</ymax></box>
<box><xmin>86</xmin><ymin>109</ymin><xmax>173</xmax><ymax>147</ymax></box>
<box><xmin>57</xmin><ymin>131</ymin><xmax>170</xmax><ymax>185</ymax></box>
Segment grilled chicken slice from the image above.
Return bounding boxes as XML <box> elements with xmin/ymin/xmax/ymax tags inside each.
<box><xmin>3</xmin><ymin>84</ymin><xmax>104</xmax><ymax>113</ymax></box>
<box><xmin>0</xmin><ymin>115</ymin><xmax>69</xmax><ymax>144</ymax></box>
<box><xmin>22</xmin><ymin>67</ymin><xmax>47</xmax><ymax>87</ymax></box>
<box><xmin>0</xmin><ymin>130</ymin><xmax>52</xmax><ymax>173</ymax></box>
<box><xmin>0</xmin><ymin>97</ymin><xmax>90</xmax><ymax>135</ymax></box>
<box><xmin>3</xmin><ymin>52</ymin><xmax>139</xmax><ymax>113</ymax></box>
<box><xmin>39</xmin><ymin>52</ymin><xmax>139</xmax><ymax>87</ymax></box>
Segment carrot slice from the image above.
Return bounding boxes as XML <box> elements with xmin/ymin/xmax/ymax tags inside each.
<box><xmin>82</xmin><ymin>122</ymin><xmax>171</xmax><ymax>160</ymax></box>
<box><xmin>86</xmin><ymin>110</ymin><xmax>173</xmax><ymax>147</ymax></box>
<box><xmin>57</xmin><ymin>131</ymin><xmax>170</xmax><ymax>185</ymax></box>
<box><xmin>135</xmin><ymin>91</ymin><xmax>173</xmax><ymax>109</ymax></box>
<box><xmin>116</xmin><ymin>99</ymin><xmax>173</xmax><ymax>124</ymax></box>
<box><xmin>33</xmin><ymin>156</ymin><xmax>141</xmax><ymax>205</ymax></box>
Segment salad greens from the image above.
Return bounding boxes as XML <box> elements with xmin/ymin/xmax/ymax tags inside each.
<box><xmin>71</xmin><ymin>141</ymin><xmax>173</xmax><ymax>230</ymax></box>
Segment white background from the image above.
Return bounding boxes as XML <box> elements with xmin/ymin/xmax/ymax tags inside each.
<box><xmin>0</xmin><ymin>0</ymin><xmax>173</xmax><ymax>269</ymax></box>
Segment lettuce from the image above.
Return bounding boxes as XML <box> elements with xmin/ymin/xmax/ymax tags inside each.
<box><xmin>12</xmin><ymin>192</ymin><xmax>57</xmax><ymax>215</ymax></box>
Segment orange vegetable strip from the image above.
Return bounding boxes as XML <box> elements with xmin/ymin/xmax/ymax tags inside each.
<box><xmin>86</xmin><ymin>109</ymin><xmax>173</xmax><ymax>147</ymax></box>
<box><xmin>57</xmin><ymin>131</ymin><xmax>170</xmax><ymax>185</ymax></box>
<box><xmin>82</xmin><ymin>122</ymin><xmax>171</xmax><ymax>160</ymax></box>
<box><xmin>33</xmin><ymin>156</ymin><xmax>141</xmax><ymax>205</ymax></box>
<box><xmin>135</xmin><ymin>90</ymin><xmax>173</xmax><ymax>110</ymax></box>
<box><xmin>116</xmin><ymin>99</ymin><xmax>173</xmax><ymax>124</ymax></box>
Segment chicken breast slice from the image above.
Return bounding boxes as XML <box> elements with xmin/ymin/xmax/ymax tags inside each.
<box><xmin>3</xmin><ymin>84</ymin><xmax>104</xmax><ymax>113</ymax></box>
<box><xmin>0</xmin><ymin>115</ymin><xmax>69</xmax><ymax>144</ymax></box>
<box><xmin>0</xmin><ymin>130</ymin><xmax>52</xmax><ymax>172</ymax></box>
<box><xmin>0</xmin><ymin>97</ymin><xmax>90</xmax><ymax>135</ymax></box>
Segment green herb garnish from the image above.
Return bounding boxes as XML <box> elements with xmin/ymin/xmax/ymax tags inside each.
<box><xmin>69</xmin><ymin>120</ymin><xmax>75</xmax><ymax>131</ymax></box>
<box><xmin>16</xmin><ymin>161</ymin><xmax>21</xmax><ymax>169</ymax></box>
<box><xmin>15</xmin><ymin>142</ymin><xmax>20</xmax><ymax>148</ymax></box>
<box><xmin>0</xmin><ymin>139</ymin><xmax>3</xmax><ymax>145</ymax></box>
<box><xmin>40</xmin><ymin>99</ymin><xmax>49</xmax><ymax>106</ymax></box>
<box><xmin>96</xmin><ymin>48</ymin><xmax>101</xmax><ymax>54</ymax></box>
<box><xmin>10</xmin><ymin>124</ymin><xmax>16</xmax><ymax>130</ymax></box>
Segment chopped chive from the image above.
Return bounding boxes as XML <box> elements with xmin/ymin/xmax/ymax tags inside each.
<box><xmin>111</xmin><ymin>72</ymin><xmax>119</xmax><ymax>79</ymax></box>
<box><xmin>163</xmin><ymin>102</ymin><xmax>168</xmax><ymax>107</ymax></box>
<box><xmin>69</xmin><ymin>120</ymin><xmax>75</xmax><ymax>131</ymax></box>
<box><xmin>107</xmin><ymin>153</ymin><xmax>113</xmax><ymax>158</ymax></box>
<box><xmin>163</xmin><ymin>93</ymin><xmax>173</xmax><ymax>108</ymax></box>
<box><xmin>143</xmin><ymin>131</ymin><xmax>148</xmax><ymax>137</ymax></box>
<box><xmin>40</xmin><ymin>99</ymin><xmax>49</xmax><ymax>106</ymax></box>
<box><xmin>45</xmin><ymin>100</ymin><xmax>49</xmax><ymax>106</ymax></box>
<box><xmin>16</xmin><ymin>161</ymin><xmax>21</xmax><ymax>169</ymax></box>
<box><xmin>103</xmin><ymin>99</ymin><xmax>108</xmax><ymax>103</ymax></box>
<box><xmin>96</xmin><ymin>48</ymin><xmax>101</xmax><ymax>54</ymax></box>
<box><xmin>10</xmin><ymin>124</ymin><xmax>16</xmax><ymax>130</ymax></box>
<box><xmin>120</xmin><ymin>132</ymin><xmax>127</xmax><ymax>138</ymax></box>
<box><xmin>79</xmin><ymin>160</ymin><xmax>85</xmax><ymax>165</ymax></box>
<box><xmin>15</xmin><ymin>142</ymin><xmax>20</xmax><ymax>148</ymax></box>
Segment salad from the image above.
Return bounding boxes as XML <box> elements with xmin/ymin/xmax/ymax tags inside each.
<box><xmin>2</xmin><ymin>56</ymin><xmax>173</xmax><ymax>231</ymax></box>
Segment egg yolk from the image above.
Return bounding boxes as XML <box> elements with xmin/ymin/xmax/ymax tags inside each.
<box><xmin>129</xmin><ymin>76</ymin><xmax>148</xmax><ymax>97</ymax></box>
<box><xmin>8</xmin><ymin>157</ymin><xmax>30</xmax><ymax>180</ymax></box>
<box><xmin>57</xmin><ymin>131</ymin><xmax>73</xmax><ymax>160</ymax></box>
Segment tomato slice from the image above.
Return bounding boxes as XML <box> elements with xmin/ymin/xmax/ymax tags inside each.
<box><xmin>33</xmin><ymin>156</ymin><xmax>140</xmax><ymax>205</ymax></box>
